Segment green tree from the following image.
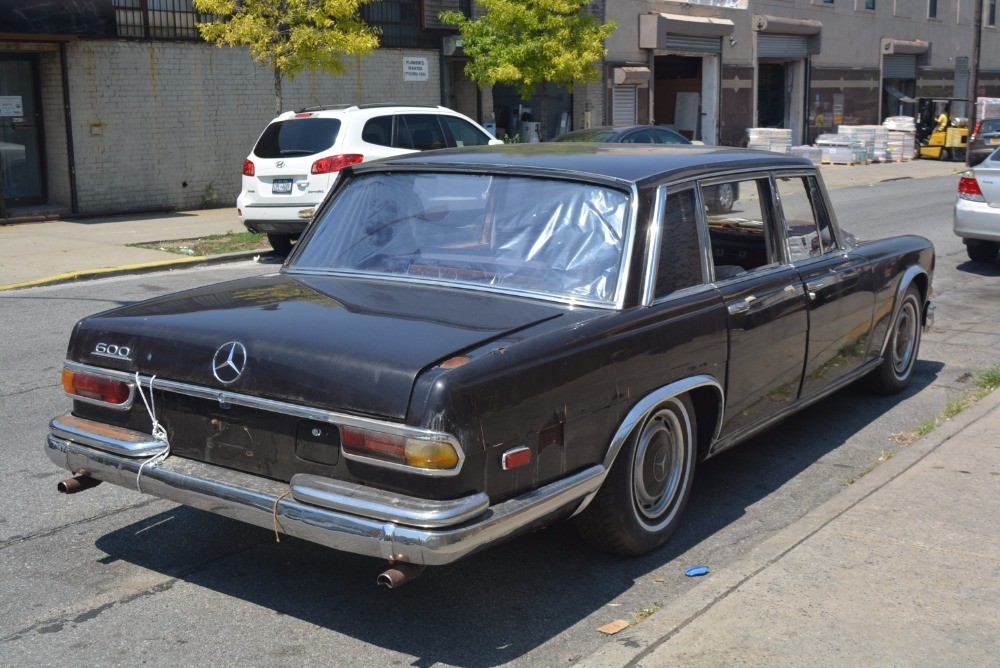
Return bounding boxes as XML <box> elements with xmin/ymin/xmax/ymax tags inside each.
<box><xmin>441</xmin><ymin>0</ymin><xmax>616</xmax><ymax>129</ymax></box>
<box><xmin>193</xmin><ymin>0</ymin><xmax>380</xmax><ymax>115</ymax></box>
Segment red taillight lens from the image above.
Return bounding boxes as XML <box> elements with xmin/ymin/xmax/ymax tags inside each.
<box><xmin>243</xmin><ymin>159</ymin><xmax>255</xmax><ymax>176</ymax></box>
<box><xmin>341</xmin><ymin>426</ymin><xmax>459</xmax><ymax>470</ymax></box>
<box><xmin>294</xmin><ymin>112</ymin><xmax>314</xmax><ymax>118</ymax></box>
<box><xmin>971</xmin><ymin>120</ymin><xmax>983</xmax><ymax>141</ymax></box>
<box><xmin>958</xmin><ymin>172</ymin><xmax>985</xmax><ymax>201</ymax></box>
<box><xmin>311</xmin><ymin>154</ymin><xmax>364</xmax><ymax>175</ymax></box>
<box><xmin>62</xmin><ymin>369</ymin><xmax>131</xmax><ymax>405</ymax></box>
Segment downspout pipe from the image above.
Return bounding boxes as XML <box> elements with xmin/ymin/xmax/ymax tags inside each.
<box><xmin>60</xmin><ymin>41</ymin><xmax>78</xmax><ymax>215</ymax></box>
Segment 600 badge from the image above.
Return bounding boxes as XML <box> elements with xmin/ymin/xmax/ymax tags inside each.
<box><xmin>93</xmin><ymin>343</ymin><xmax>132</xmax><ymax>360</ymax></box>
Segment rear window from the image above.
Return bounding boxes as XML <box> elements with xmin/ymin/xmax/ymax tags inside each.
<box><xmin>254</xmin><ymin>118</ymin><xmax>341</xmax><ymax>158</ymax></box>
<box><xmin>554</xmin><ymin>130</ymin><xmax>615</xmax><ymax>142</ymax></box>
<box><xmin>981</xmin><ymin>119</ymin><xmax>1000</xmax><ymax>134</ymax></box>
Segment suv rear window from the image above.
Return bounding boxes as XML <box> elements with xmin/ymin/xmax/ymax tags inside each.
<box><xmin>254</xmin><ymin>118</ymin><xmax>342</xmax><ymax>158</ymax></box>
<box><xmin>981</xmin><ymin>119</ymin><xmax>1000</xmax><ymax>134</ymax></box>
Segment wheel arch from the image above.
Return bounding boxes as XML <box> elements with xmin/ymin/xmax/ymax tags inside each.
<box><xmin>879</xmin><ymin>266</ymin><xmax>928</xmax><ymax>358</ymax></box>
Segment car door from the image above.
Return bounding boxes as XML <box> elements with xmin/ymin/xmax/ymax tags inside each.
<box><xmin>701</xmin><ymin>175</ymin><xmax>809</xmax><ymax>439</ymax></box>
<box><xmin>774</xmin><ymin>173</ymin><xmax>875</xmax><ymax>398</ymax></box>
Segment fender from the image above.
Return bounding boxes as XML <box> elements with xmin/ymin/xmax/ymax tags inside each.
<box><xmin>570</xmin><ymin>375</ymin><xmax>724</xmax><ymax>517</ymax></box>
<box><xmin>878</xmin><ymin>265</ymin><xmax>928</xmax><ymax>359</ymax></box>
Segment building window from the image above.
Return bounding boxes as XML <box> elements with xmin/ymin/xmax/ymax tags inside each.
<box><xmin>990</xmin><ymin>0</ymin><xmax>997</xmax><ymax>26</ymax></box>
<box><xmin>114</xmin><ymin>0</ymin><xmax>208</xmax><ymax>40</ymax></box>
<box><xmin>865</xmin><ymin>0</ymin><xmax>875</xmax><ymax>9</ymax></box>
<box><xmin>362</xmin><ymin>0</ymin><xmax>437</xmax><ymax>49</ymax></box>
<box><xmin>928</xmin><ymin>0</ymin><xmax>938</xmax><ymax>18</ymax></box>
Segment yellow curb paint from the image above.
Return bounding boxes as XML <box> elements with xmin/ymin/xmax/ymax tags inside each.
<box><xmin>0</xmin><ymin>256</ymin><xmax>206</xmax><ymax>292</ymax></box>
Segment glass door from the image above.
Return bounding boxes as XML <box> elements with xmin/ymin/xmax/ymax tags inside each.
<box><xmin>1</xmin><ymin>56</ymin><xmax>46</xmax><ymax>208</ymax></box>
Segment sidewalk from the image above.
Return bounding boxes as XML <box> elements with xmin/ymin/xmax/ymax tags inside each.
<box><xmin>0</xmin><ymin>159</ymin><xmax>963</xmax><ymax>291</ymax></box>
<box><xmin>582</xmin><ymin>388</ymin><xmax>1000</xmax><ymax>667</ymax></box>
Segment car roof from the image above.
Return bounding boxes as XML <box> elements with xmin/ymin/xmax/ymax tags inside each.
<box><xmin>556</xmin><ymin>125</ymin><xmax>685</xmax><ymax>139</ymax></box>
<box><xmin>271</xmin><ymin>104</ymin><xmax>458</xmax><ymax>122</ymax></box>
<box><xmin>355</xmin><ymin>143</ymin><xmax>813</xmax><ymax>187</ymax></box>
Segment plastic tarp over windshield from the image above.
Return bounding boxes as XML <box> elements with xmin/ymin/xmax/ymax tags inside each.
<box><xmin>291</xmin><ymin>172</ymin><xmax>630</xmax><ymax>305</ymax></box>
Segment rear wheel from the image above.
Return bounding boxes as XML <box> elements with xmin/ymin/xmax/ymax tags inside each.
<box><xmin>865</xmin><ymin>285</ymin><xmax>922</xmax><ymax>395</ymax></box>
<box><xmin>951</xmin><ymin>146</ymin><xmax>967</xmax><ymax>163</ymax></box>
<box><xmin>707</xmin><ymin>183</ymin><xmax>735</xmax><ymax>213</ymax></box>
<box><xmin>575</xmin><ymin>395</ymin><xmax>697</xmax><ymax>556</ymax></box>
<box><xmin>967</xmin><ymin>241</ymin><xmax>999</xmax><ymax>263</ymax></box>
<box><xmin>267</xmin><ymin>233</ymin><xmax>294</xmax><ymax>256</ymax></box>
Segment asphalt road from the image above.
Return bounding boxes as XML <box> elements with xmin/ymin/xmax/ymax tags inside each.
<box><xmin>2</xmin><ymin>173</ymin><xmax>997</xmax><ymax>666</ymax></box>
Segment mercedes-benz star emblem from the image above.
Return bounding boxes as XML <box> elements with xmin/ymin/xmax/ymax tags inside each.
<box><xmin>212</xmin><ymin>341</ymin><xmax>247</xmax><ymax>384</ymax></box>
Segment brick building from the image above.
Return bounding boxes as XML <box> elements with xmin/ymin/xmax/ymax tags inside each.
<box><xmin>2</xmin><ymin>0</ymin><xmax>999</xmax><ymax>219</ymax></box>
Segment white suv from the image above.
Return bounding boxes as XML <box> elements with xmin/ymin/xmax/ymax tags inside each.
<box><xmin>237</xmin><ymin>104</ymin><xmax>501</xmax><ymax>254</ymax></box>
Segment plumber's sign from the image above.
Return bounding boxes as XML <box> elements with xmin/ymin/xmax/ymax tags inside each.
<box><xmin>0</xmin><ymin>96</ymin><xmax>23</xmax><ymax>117</ymax></box>
<box><xmin>403</xmin><ymin>58</ymin><xmax>429</xmax><ymax>81</ymax></box>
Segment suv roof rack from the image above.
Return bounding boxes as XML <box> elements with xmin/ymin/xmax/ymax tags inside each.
<box><xmin>294</xmin><ymin>103</ymin><xmax>444</xmax><ymax>113</ymax></box>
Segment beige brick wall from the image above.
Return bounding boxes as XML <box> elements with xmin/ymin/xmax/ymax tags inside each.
<box><xmin>67</xmin><ymin>39</ymin><xmax>441</xmax><ymax>214</ymax></box>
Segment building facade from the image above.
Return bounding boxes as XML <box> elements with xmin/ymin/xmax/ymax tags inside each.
<box><xmin>0</xmin><ymin>0</ymin><xmax>480</xmax><ymax>218</ymax></box>
<box><xmin>2</xmin><ymin>0</ymin><xmax>999</xmax><ymax>218</ymax></box>
<box><xmin>597</xmin><ymin>0</ymin><xmax>1000</xmax><ymax>145</ymax></box>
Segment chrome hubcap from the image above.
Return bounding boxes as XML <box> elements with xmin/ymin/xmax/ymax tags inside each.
<box><xmin>633</xmin><ymin>408</ymin><xmax>686</xmax><ymax>522</ymax></box>
<box><xmin>892</xmin><ymin>300</ymin><xmax>918</xmax><ymax>377</ymax></box>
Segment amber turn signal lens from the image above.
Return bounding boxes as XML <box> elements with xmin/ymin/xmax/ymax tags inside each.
<box><xmin>404</xmin><ymin>438</ymin><xmax>460</xmax><ymax>470</ymax></box>
<box><xmin>62</xmin><ymin>368</ymin><xmax>131</xmax><ymax>405</ymax></box>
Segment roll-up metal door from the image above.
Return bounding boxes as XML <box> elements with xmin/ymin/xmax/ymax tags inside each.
<box><xmin>883</xmin><ymin>54</ymin><xmax>917</xmax><ymax>79</ymax></box>
<box><xmin>612</xmin><ymin>86</ymin><xmax>637</xmax><ymax>127</ymax></box>
<box><xmin>757</xmin><ymin>34</ymin><xmax>809</xmax><ymax>59</ymax></box>
<box><xmin>663</xmin><ymin>35</ymin><xmax>722</xmax><ymax>54</ymax></box>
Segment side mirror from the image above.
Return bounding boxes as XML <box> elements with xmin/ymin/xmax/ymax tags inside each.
<box><xmin>488</xmin><ymin>139</ymin><xmax>504</xmax><ymax>146</ymax></box>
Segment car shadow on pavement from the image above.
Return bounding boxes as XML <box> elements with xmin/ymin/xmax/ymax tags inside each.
<box><xmin>955</xmin><ymin>260</ymin><xmax>1000</xmax><ymax>276</ymax></box>
<box><xmin>93</xmin><ymin>362</ymin><xmax>941</xmax><ymax>666</ymax></box>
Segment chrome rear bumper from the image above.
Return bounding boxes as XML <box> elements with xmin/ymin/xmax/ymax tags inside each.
<box><xmin>46</xmin><ymin>415</ymin><xmax>604</xmax><ymax>565</ymax></box>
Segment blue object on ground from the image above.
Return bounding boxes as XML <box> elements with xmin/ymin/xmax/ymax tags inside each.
<box><xmin>685</xmin><ymin>566</ymin><xmax>709</xmax><ymax>577</ymax></box>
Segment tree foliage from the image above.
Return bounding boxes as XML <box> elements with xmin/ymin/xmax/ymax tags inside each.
<box><xmin>441</xmin><ymin>0</ymin><xmax>616</xmax><ymax>99</ymax></box>
<box><xmin>193</xmin><ymin>0</ymin><xmax>380</xmax><ymax>114</ymax></box>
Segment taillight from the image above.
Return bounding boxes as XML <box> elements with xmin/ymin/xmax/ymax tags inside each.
<box><xmin>958</xmin><ymin>171</ymin><xmax>985</xmax><ymax>202</ymax></box>
<box><xmin>243</xmin><ymin>159</ymin><xmax>255</xmax><ymax>176</ymax></box>
<box><xmin>971</xmin><ymin>120</ymin><xmax>983</xmax><ymax>141</ymax></box>
<box><xmin>62</xmin><ymin>369</ymin><xmax>131</xmax><ymax>405</ymax></box>
<box><xmin>341</xmin><ymin>426</ymin><xmax>459</xmax><ymax>471</ymax></box>
<box><xmin>311</xmin><ymin>154</ymin><xmax>364</xmax><ymax>175</ymax></box>
<box><xmin>294</xmin><ymin>112</ymin><xmax>314</xmax><ymax>118</ymax></box>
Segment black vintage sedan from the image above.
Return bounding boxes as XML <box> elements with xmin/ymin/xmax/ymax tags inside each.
<box><xmin>47</xmin><ymin>145</ymin><xmax>934</xmax><ymax>587</ymax></box>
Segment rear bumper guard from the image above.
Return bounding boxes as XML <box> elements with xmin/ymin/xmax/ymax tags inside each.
<box><xmin>46</xmin><ymin>415</ymin><xmax>604</xmax><ymax>565</ymax></box>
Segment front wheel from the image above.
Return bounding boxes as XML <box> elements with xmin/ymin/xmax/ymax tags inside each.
<box><xmin>575</xmin><ymin>395</ymin><xmax>697</xmax><ymax>556</ymax></box>
<box><xmin>864</xmin><ymin>285</ymin><xmax>922</xmax><ymax>395</ymax></box>
<box><xmin>951</xmin><ymin>146</ymin><xmax>967</xmax><ymax>163</ymax></box>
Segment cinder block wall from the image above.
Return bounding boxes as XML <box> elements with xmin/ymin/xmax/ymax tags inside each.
<box><xmin>67</xmin><ymin>40</ymin><xmax>440</xmax><ymax>214</ymax></box>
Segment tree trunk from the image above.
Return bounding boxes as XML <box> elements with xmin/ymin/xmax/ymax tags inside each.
<box><xmin>274</xmin><ymin>68</ymin><xmax>283</xmax><ymax>116</ymax></box>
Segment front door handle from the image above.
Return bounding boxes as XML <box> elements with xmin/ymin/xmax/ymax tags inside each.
<box><xmin>728</xmin><ymin>299</ymin><xmax>751</xmax><ymax>315</ymax></box>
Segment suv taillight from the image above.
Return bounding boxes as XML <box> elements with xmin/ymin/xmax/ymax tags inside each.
<box><xmin>971</xmin><ymin>121</ymin><xmax>982</xmax><ymax>142</ymax></box>
<box><xmin>312</xmin><ymin>154</ymin><xmax>364</xmax><ymax>175</ymax></box>
<box><xmin>958</xmin><ymin>171</ymin><xmax>985</xmax><ymax>202</ymax></box>
<box><xmin>243</xmin><ymin>159</ymin><xmax>255</xmax><ymax>177</ymax></box>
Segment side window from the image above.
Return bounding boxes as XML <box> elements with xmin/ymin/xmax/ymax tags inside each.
<box><xmin>396</xmin><ymin>115</ymin><xmax>447</xmax><ymax>151</ymax></box>
<box><xmin>361</xmin><ymin>116</ymin><xmax>393</xmax><ymax>147</ymax></box>
<box><xmin>654</xmin><ymin>188</ymin><xmax>703</xmax><ymax>298</ymax></box>
<box><xmin>701</xmin><ymin>178</ymin><xmax>777</xmax><ymax>279</ymax></box>
<box><xmin>622</xmin><ymin>129</ymin><xmax>655</xmax><ymax>144</ymax></box>
<box><xmin>775</xmin><ymin>175</ymin><xmax>839</xmax><ymax>262</ymax></box>
<box><xmin>652</xmin><ymin>129</ymin><xmax>686</xmax><ymax>145</ymax></box>
<box><xmin>440</xmin><ymin>116</ymin><xmax>491</xmax><ymax>147</ymax></box>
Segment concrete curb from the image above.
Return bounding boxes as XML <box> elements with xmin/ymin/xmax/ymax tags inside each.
<box><xmin>0</xmin><ymin>250</ymin><xmax>269</xmax><ymax>292</ymax></box>
<box><xmin>577</xmin><ymin>386</ymin><xmax>1000</xmax><ymax>668</ymax></box>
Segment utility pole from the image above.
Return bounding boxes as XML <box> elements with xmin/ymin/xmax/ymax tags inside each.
<box><xmin>968</xmin><ymin>0</ymin><xmax>983</xmax><ymax>165</ymax></box>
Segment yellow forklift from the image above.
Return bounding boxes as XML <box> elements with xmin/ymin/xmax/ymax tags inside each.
<box><xmin>915</xmin><ymin>98</ymin><xmax>969</xmax><ymax>161</ymax></box>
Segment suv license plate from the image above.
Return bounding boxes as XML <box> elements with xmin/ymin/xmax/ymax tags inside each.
<box><xmin>272</xmin><ymin>179</ymin><xmax>293</xmax><ymax>194</ymax></box>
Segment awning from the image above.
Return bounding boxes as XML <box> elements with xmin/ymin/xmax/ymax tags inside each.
<box><xmin>613</xmin><ymin>66</ymin><xmax>651</xmax><ymax>86</ymax></box>
<box><xmin>881</xmin><ymin>38</ymin><xmax>929</xmax><ymax>55</ymax></box>
<box><xmin>753</xmin><ymin>15</ymin><xmax>822</xmax><ymax>35</ymax></box>
<box><xmin>639</xmin><ymin>13</ymin><xmax>735</xmax><ymax>49</ymax></box>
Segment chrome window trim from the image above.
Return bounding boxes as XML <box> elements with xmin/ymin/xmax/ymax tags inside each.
<box><xmin>644</xmin><ymin>184</ymin><xmax>713</xmax><ymax>307</ymax></box>
<box><xmin>641</xmin><ymin>185</ymin><xmax>666</xmax><ymax>306</ymax></box>
<box><xmin>771</xmin><ymin>170</ymin><xmax>841</xmax><ymax>264</ymax></box>
<box><xmin>63</xmin><ymin>361</ymin><xmax>466</xmax><ymax>477</ymax></box>
<box><xmin>615</xmin><ymin>183</ymin><xmax>641</xmax><ymax>310</ymax></box>
<box><xmin>62</xmin><ymin>364</ymin><xmax>136</xmax><ymax>411</ymax></box>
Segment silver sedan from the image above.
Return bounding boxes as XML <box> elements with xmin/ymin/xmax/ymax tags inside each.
<box><xmin>954</xmin><ymin>147</ymin><xmax>1000</xmax><ymax>263</ymax></box>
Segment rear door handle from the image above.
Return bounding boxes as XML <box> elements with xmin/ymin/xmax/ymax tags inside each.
<box><xmin>728</xmin><ymin>299</ymin><xmax>751</xmax><ymax>315</ymax></box>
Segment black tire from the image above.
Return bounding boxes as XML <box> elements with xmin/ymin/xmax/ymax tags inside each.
<box><xmin>574</xmin><ymin>395</ymin><xmax>697</xmax><ymax>556</ymax></box>
<box><xmin>966</xmin><ymin>242</ymin><xmax>999</xmax><ymax>263</ymax></box>
<box><xmin>951</xmin><ymin>146</ymin><xmax>966</xmax><ymax>163</ymax></box>
<box><xmin>707</xmin><ymin>182</ymin><xmax>735</xmax><ymax>214</ymax></box>
<box><xmin>865</xmin><ymin>285</ymin><xmax>922</xmax><ymax>395</ymax></box>
<box><xmin>267</xmin><ymin>233</ymin><xmax>294</xmax><ymax>256</ymax></box>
